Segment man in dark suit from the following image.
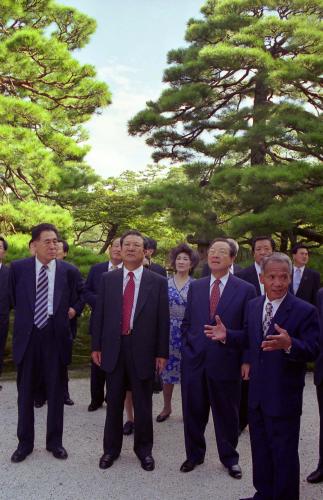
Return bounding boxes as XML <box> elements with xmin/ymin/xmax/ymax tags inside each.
<box><xmin>180</xmin><ymin>238</ymin><xmax>256</xmax><ymax>478</ymax></box>
<box><xmin>290</xmin><ymin>243</ymin><xmax>320</xmax><ymax>306</ymax></box>
<box><xmin>144</xmin><ymin>237</ymin><xmax>167</xmax><ymax>277</ymax></box>
<box><xmin>84</xmin><ymin>237</ymin><xmax>123</xmax><ymax>412</ymax></box>
<box><xmin>0</xmin><ymin>236</ymin><xmax>10</xmax><ymax>390</ymax></box>
<box><xmin>91</xmin><ymin>230</ymin><xmax>169</xmax><ymax>471</ymax></box>
<box><xmin>236</xmin><ymin>235</ymin><xmax>276</xmax><ymax>433</ymax></box>
<box><xmin>208</xmin><ymin>252</ymin><xmax>320</xmax><ymax>500</ymax></box>
<box><xmin>307</xmin><ymin>287</ymin><xmax>323</xmax><ymax>484</ymax></box>
<box><xmin>202</xmin><ymin>237</ymin><xmax>242</xmax><ymax>277</ymax></box>
<box><xmin>9</xmin><ymin>223</ymin><xmax>84</xmax><ymax>463</ymax></box>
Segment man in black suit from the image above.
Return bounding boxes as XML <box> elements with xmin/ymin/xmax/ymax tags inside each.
<box><xmin>307</xmin><ymin>287</ymin><xmax>323</xmax><ymax>484</ymax></box>
<box><xmin>144</xmin><ymin>237</ymin><xmax>167</xmax><ymax>277</ymax></box>
<box><xmin>236</xmin><ymin>236</ymin><xmax>276</xmax><ymax>433</ymax></box>
<box><xmin>180</xmin><ymin>238</ymin><xmax>256</xmax><ymax>478</ymax></box>
<box><xmin>84</xmin><ymin>237</ymin><xmax>123</xmax><ymax>412</ymax></box>
<box><xmin>290</xmin><ymin>243</ymin><xmax>320</xmax><ymax>306</ymax></box>
<box><xmin>0</xmin><ymin>236</ymin><xmax>10</xmax><ymax>390</ymax></box>
<box><xmin>9</xmin><ymin>223</ymin><xmax>84</xmax><ymax>463</ymax></box>
<box><xmin>92</xmin><ymin>230</ymin><xmax>169</xmax><ymax>471</ymax></box>
<box><xmin>202</xmin><ymin>238</ymin><xmax>242</xmax><ymax>277</ymax></box>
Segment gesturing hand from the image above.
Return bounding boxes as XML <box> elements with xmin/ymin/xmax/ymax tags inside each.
<box><xmin>261</xmin><ymin>323</ymin><xmax>292</xmax><ymax>352</ymax></box>
<box><xmin>204</xmin><ymin>315</ymin><xmax>227</xmax><ymax>342</ymax></box>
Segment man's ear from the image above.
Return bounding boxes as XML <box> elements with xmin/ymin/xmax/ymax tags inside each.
<box><xmin>259</xmin><ymin>273</ymin><xmax>265</xmax><ymax>284</ymax></box>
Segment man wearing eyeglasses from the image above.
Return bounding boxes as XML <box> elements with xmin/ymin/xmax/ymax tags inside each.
<box><xmin>180</xmin><ymin>238</ymin><xmax>256</xmax><ymax>479</ymax></box>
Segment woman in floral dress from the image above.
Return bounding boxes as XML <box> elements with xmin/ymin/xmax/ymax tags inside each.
<box><xmin>157</xmin><ymin>243</ymin><xmax>199</xmax><ymax>422</ymax></box>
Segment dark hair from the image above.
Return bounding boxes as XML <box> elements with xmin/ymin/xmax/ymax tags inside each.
<box><xmin>28</xmin><ymin>239</ymin><xmax>34</xmax><ymax>248</ymax></box>
<box><xmin>146</xmin><ymin>238</ymin><xmax>157</xmax><ymax>251</ymax></box>
<box><xmin>291</xmin><ymin>243</ymin><xmax>309</xmax><ymax>255</ymax></box>
<box><xmin>169</xmin><ymin>243</ymin><xmax>199</xmax><ymax>273</ymax></box>
<box><xmin>120</xmin><ymin>230</ymin><xmax>145</xmax><ymax>247</ymax></box>
<box><xmin>251</xmin><ymin>236</ymin><xmax>276</xmax><ymax>252</ymax></box>
<box><xmin>58</xmin><ymin>239</ymin><xmax>69</xmax><ymax>254</ymax></box>
<box><xmin>209</xmin><ymin>238</ymin><xmax>236</xmax><ymax>258</ymax></box>
<box><xmin>0</xmin><ymin>236</ymin><xmax>8</xmax><ymax>251</ymax></box>
<box><xmin>31</xmin><ymin>223</ymin><xmax>58</xmax><ymax>241</ymax></box>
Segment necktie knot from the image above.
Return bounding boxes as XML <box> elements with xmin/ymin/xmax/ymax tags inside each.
<box><xmin>265</xmin><ymin>302</ymin><xmax>273</xmax><ymax>315</ymax></box>
<box><xmin>128</xmin><ymin>271</ymin><xmax>134</xmax><ymax>280</ymax></box>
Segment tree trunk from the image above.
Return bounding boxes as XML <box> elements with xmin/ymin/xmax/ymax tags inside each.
<box><xmin>250</xmin><ymin>72</ymin><xmax>269</xmax><ymax>166</ymax></box>
<box><xmin>99</xmin><ymin>223</ymin><xmax>119</xmax><ymax>254</ymax></box>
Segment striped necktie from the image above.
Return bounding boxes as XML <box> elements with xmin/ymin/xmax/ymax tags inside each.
<box><xmin>210</xmin><ymin>279</ymin><xmax>221</xmax><ymax>319</ymax></box>
<box><xmin>34</xmin><ymin>265</ymin><xmax>49</xmax><ymax>329</ymax></box>
<box><xmin>262</xmin><ymin>302</ymin><xmax>273</xmax><ymax>337</ymax></box>
<box><xmin>122</xmin><ymin>271</ymin><xmax>135</xmax><ymax>335</ymax></box>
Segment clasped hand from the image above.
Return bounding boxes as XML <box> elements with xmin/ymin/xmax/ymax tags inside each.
<box><xmin>204</xmin><ymin>315</ymin><xmax>227</xmax><ymax>342</ymax></box>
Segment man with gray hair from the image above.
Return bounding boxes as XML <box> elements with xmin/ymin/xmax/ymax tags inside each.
<box><xmin>205</xmin><ymin>252</ymin><xmax>320</xmax><ymax>500</ymax></box>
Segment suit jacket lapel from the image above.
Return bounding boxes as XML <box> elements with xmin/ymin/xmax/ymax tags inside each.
<box><xmin>25</xmin><ymin>257</ymin><xmax>36</xmax><ymax>312</ymax></box>
<box><xmin>297</xmin><ymin>267</ymin><xmax>308</xmax><ymax>295</ymax></box>
<box><xmin>54</xmin><ymin>259</ymin><xmax>63</xmax><ymax>314</ymax></box>
<box><xmin>216</xmin><ymin>274</ymin><xmax>237</xmax><ymax>318</ymax></box>
<box><xmin>256</xmin><ymin>296</ymin><xmax>266</xmax><ymax>343</ymax></box>
<box><xmin>266</xmin><ymin>293</ymin><xmax>293</xmax><ymax>337</ymax></box>
<box><xmin>133</xmin><ymin>268</ymin><xmax>153</xmax><ymax>323</ymax></box>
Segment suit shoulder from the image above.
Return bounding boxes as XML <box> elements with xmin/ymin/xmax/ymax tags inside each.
<box><xmin>190</xmin><ymin>276</ymin><xmax>209</xmax><ymax>289</ymax></box>
<box><xmin>146</xmin><ymin>268</ymin><xmax>167</xmax><ymax>284</ymax></box>
<box><xmin>318</xmin><ymin>288</ymin><xmax>323</xmax><ymax>300</ymax></box>
<box><xmin>290</xmin><ymin>294</ymin><xmax>316</xmax><ymax>314</ymax></box>
<box><xmin>231</xmin><ymin>274</ymin><xmax>256</xmax><ymax>291</ymax></box>
<box><xmin>11</xmin><ymin>257</ymin><xmax>34</xmax><ymax>269</ymax></box>
<box><xmin>307</xmin><ymin>267</ymin><xmax>320</xmax><ymax>278</ymax></box>
<box><xmin>236</xmin><ymin>264</ymin><xmax>254</xmax><ymax>278</ymax></box>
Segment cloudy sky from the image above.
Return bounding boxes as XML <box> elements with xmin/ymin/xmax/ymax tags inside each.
<box><xmin>61</xmin><ymin>0</ymin><xmax>203</xmax><ymax>178</ymax></box>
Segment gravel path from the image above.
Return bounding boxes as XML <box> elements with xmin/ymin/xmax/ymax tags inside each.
<box><xmin>0</xmin><ymin>373</ymin><xmax>322</xmax><ymax>500</ymax></box>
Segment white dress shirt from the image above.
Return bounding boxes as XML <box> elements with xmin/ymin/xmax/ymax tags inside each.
<box><xmin>210</xmin><ymin>272</ymin><xmax>230</xmax><ymax>297</ymax></box>
<box><xmin>123</xmin><ymin>265</ymin><xmax>143</xmax><ymax>329</ymax></box>
<box><xmin>35</xmin><ymin>257</ymin><xmax>56</xmax><ymax>315</ymax></box>
<box><xmin>255</xmin><ymin>262</ymin><xmax>265</xmax><ymax>295</ymax></box>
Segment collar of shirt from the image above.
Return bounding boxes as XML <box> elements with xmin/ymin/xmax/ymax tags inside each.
<box><xmin>210</xmin><ymin>271</ymin><xmax>230</xmax><ymax>296</ymax></box>
<box><xmin>229</xmin><ymin>263</ymin><xmax>234</xmax><ymax>274</ymax></box>
<box><xmin>263</xmin><ymin>293</ymin><xmax>287</xmax><ymax>320</ymax></box>
<box><xmin>35</xmin><ymin>256</ymin><xmax>56</xmax><ymax>274</ymax></box>
<box><xmin>0</xmin><ymin>262</ymin><xmax>2</xmax><ymax>269</ymax></box>
<box><xmin>108</xmin><ymin>261</ymin><xmax>123</xmax><ymax>271</ymax></box>
<box><xmin>123</xmin><ymin>265</ymin><xmax>144</xmax><ymax>282</ymax></box>
<box><xmin>294</xmin><ymin>265</ymin><xmax>305</xmax><ymax>276</ymax></box>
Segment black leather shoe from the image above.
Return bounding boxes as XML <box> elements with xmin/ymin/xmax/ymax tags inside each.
<box><xmin>307</xmin><ymin>468</ymin><xmax>323</xmax><ymax>483</ymax></box>
<box><xmin>99</xmin><ymin>453</ymin><xmax>118</xmax><ymax>469</ymax></box>
<box><xmin>228</xmin><ymin>464</ymin><xmax>242</xmax><ymax>479</ymax></box>
<box><xmin>123</xmin><ymin>420</ymin><xmax>134</xmax><ymax>435</ymax></box>
<box><xmin>141</xmin><ymin>455</ymin><xmax>155</xmax><ymax>471</ymax></box>
<box><xmin>156</xmin><ymin>412</ymin><xmax>171</xmax><ymax>423</ymax></box>
<box><xmin>11</xmin><ymin>449</ymin><xmax>32</xmax><ymax>463</ymax></box>
<box><xmin>88</xmin><ymin>401</ymin><xmax>102</xmax><ymax>412</ymax></box>
<box><xmin>47</xmin><ymin>446</ymin><xmax>68</xmax><ymax>459</ymax></box>
<box><xmin>34</xmin><ymin>400</ymin><xmax>46</xmax><ymax>408</ymax></box>
<box><xmin>64</xmin><ymin>397</ymin><xmax>74</xmax><ymax>406</ymax></box>
<box><xmin>180</xmin><ymin>458</ymin><xmax>204</xmax><ymax>472</ymax></box>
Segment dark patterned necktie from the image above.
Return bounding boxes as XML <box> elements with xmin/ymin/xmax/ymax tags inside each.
<box><xmin>122</xmin><ymin>271</ymin><xmax>135</xmax><ymax>335</ymax></box>
<box><xmin>34</xmin><ymin>265</ymin><xmax>49</xmax><ymax>329</ymax></box>
<box><xmin>263</xmin><ymin>302</ymin><xmax>273</xmax><ymax>337</ymax></box>
<box><xmin>210</xmin><ymin>279</ymin><xmax>221</xmax><ymax>319</ymax></box>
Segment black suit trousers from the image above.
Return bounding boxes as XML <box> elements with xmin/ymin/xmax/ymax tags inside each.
<box><xmin>17</xmin><ymin>321</ymin><xmax>65</xmax><ymax>452</ymax></box>
<box><xmin>317</xmin><ymin>383</ymin><xmax>323</xmax><ymax>467</ymax></box>
<box><xmin>104</xmin><ymin>336</ymin><xmax>153</xmax><ymax>459</ymax></box>
<box><xmin>90</xmin><ymin>360</ymin><xmax>106</xmax><ymax>405</ymax></box>
<box><xmin>249</xmin><ymin>406</ymin><xmax>300</xmax><ymax>500</ymax></box>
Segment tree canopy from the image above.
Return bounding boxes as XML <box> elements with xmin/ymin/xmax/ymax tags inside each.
<box><xmin>0</xmin><ymin>0</ymin><xmax>110</xmax><ymax>233</ymax></box>
<box><xmin>129</xmin><ymin>0</ymin><xmax>323</xmax><ymax>250</ymax></box>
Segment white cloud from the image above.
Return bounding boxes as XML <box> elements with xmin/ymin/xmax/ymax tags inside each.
<box><xmin>83</xmin><ymin>62</ymin><xmax>163</xmax><ymax>178</ymax></box>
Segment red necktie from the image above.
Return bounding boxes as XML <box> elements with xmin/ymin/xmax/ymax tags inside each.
<box><xmin>210</xmin><ymin>279</ymin><xmax>221</xmax><ymax>319</ymax></box>
<box><xmin>122</xmin><ymin>271</ymin><xmax>135</xmax><ymax>335</ymax></box>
